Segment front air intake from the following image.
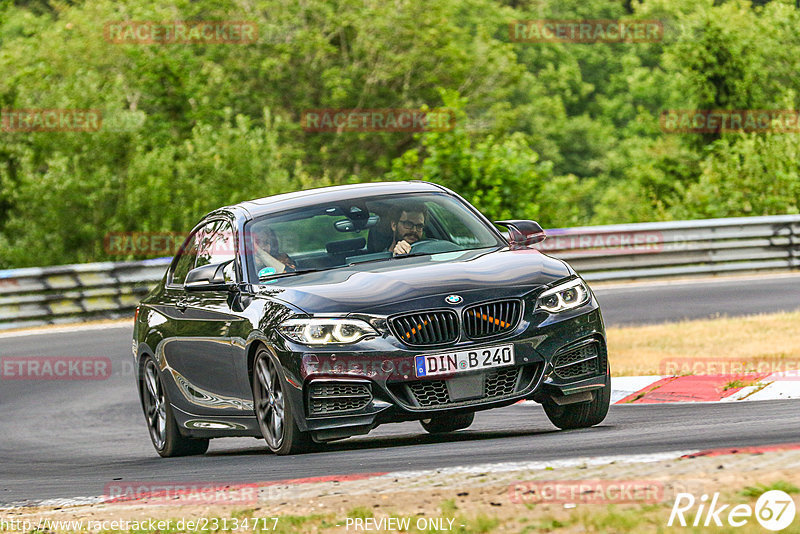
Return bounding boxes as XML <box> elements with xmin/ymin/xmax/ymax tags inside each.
<box><xmin>463</xmin><ymin>300</ymin><xmax>522</xmax><ymax>339</ymax></box>
<box><xmin>390</xmin><ymin>310</ymin><xmax>459</xmax><ymax>346</ymax></box>
<box><xmin>307</xmin><ymin>382</ymin><xmax>372</xmax><ymax>416</ymax></box>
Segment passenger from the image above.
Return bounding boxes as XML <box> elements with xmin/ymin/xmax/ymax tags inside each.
<box><xmin>253</xmin><ymin>226</ymin><xmax>295</xmax><ymax>275</ymax></box>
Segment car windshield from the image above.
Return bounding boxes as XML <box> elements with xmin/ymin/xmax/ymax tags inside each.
<box><xmin>244</xmin><ymin>192</ymin><xmax>504</xmax><ymax>281</ymax></box>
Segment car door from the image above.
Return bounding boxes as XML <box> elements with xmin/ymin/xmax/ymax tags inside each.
<box><xmin>163</xmin><ymin>218</ymin><xmax>252</xmax><ymax>415</ymax></box>
<box><xmin>155</xmin><ymin>227</ymin><xmax>199</xmax><ymax>337</ymax></box>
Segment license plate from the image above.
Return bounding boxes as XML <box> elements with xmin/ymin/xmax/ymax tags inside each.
<box><xmin>414</xmin><ymin>344</ymin><xmax>515</xmax><ymax>378</ymax></box>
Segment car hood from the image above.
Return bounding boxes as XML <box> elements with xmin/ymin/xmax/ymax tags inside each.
<box><xmin>255</xmin><ymin>248</ymin><xmax>572</xmax><ymax>315</ymax></box>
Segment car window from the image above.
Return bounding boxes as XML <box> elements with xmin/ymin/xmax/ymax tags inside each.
<box><xmin>169</xmin><ymin>231</ymin><xmax>199</xmax><ymax>286</ymax></box>
<box><xmin>266</xmin><ymin>216</ymin><xmax>370</xmax><ymax>256</ymax></box>
<box><xmin>195</xmin><ymin>220</ymin><xmax>237</xmax><ymax>281</ymax></box>
<box><xmin>427</xmin><ymin>202</ymin><xmax>484</xmax><ymax>246</ymax></box>
<box><xmin>244</xmin><ymin>192</ymin><xmax>504</xmax><ymax>281</ymax></box>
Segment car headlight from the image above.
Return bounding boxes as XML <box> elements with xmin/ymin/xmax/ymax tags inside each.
<box><xmin>536</xmin><ymin>278</ymin><xmax>590</xmax><ymax>313</ymax></box>
<box><xmin>278</xmin><ymin>318</ymin><xmax>378</xmax><ymax>345</ymax></box>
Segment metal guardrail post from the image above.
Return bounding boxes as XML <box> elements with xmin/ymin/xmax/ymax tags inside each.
<box><xmin>776</xmin><ymin>218</ymin><xmax>800</xmax><ymax>269</ymax></box>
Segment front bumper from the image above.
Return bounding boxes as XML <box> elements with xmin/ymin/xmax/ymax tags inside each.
<box><xmin>277</xmin><ymin>306</ymin><xmax>608</xmax><ymax>441</ymax></box>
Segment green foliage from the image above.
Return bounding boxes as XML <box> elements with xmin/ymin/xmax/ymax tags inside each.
<box><xmin>387</xmin><ymin>92</ymin><xmax>550</xmax><ymax>223</ymax></box>
<box><xmin>681</xmin><ymin>132</ymin><xmax>800</xmax><ymax>218</ymax></box>
<box><xmin>741</xmin><ymin>480</ymin><xmax>800</xmax><ymax>497</ymax></box>
<box><xmin>1</xmin><ymin>0</ymin><xmax>799</xmax><ymax>267</ymax></box>
<box><xmin>345</xmin><ymin>506</ymin><xmax>373</xmax><ymax>520</ymax></box>
<box><xmin>439</xmin><ymin>498</ymin><xmax>458</xmax><ymax>516</ymax></box>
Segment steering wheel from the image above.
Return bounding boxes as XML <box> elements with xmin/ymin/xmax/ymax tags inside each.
<box><xmin>408</xmin><ymin>239</ymin><xmax>461</xmax><ymax>254</ymax></box>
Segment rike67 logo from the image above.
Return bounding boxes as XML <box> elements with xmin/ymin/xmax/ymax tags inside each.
<box><xmin>669</xmin><ymin>490</ymin><xmax>796</xmax><ymax>531</ymax></box>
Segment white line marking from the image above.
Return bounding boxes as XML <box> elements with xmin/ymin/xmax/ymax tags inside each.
<box><xmin>387</xmin><ymin>450</ymin><xmax>699</xmax><ymax>479</ymax></box>
<box><xmin>592</xmin><ymin>272</ymin><xmax>800</xmax><ymax>292</ymax></box>
<box><xmin>0</xmin><ymin>321</ymin><xmax>131</xmax><ymax>339</ymax></box>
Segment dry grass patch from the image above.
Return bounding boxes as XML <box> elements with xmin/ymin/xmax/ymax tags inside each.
<box><xmin>607</xmin><ymin>311</ymin><xmax>800</xmax><ymax>376</ymax></box>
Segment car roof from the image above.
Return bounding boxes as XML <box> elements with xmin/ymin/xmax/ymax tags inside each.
<box><xmin>234</xmin><ymin>181</ymin><xmax>448</xmax><ymax>219</ymax></box>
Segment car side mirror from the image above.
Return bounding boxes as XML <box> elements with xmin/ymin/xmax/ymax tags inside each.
<box><xmin>185</xmin><ymin>260</ymin><xmax>236</xmax><ymax>291</ymax></box>
<box><xmin>495</xmin><ymin>220</ymin><xmax>546</xmax><ymax>248</ymax></box>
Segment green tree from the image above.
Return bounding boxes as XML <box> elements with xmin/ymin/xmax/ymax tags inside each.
<box><xmin>387</xmin><ymin>92</ymin><xmax>551</xmax><ymax>223</ymax></box>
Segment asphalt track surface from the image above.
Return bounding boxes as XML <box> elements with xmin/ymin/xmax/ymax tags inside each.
<box><xmin>2</xmin><ymin>274</ymin><xmax>800</xmax><ymax>504</ymax></box>
<box><xmin>593</xmin><ymin>272</ymin><xmax>800</xmax><ymax>325</ymax></box>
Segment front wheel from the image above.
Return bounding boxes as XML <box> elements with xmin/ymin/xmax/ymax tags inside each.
<box><xmin>542</xmin><ymin>369</ymin><xmax>611</xmax><ymax>430</ymax></box>
<box><xmin>420</xmin><ymin>412</ymin><xmax>475</xmax><ymax>433</ymax></box>
<box><xmin>252</xmin><ymin>348</ymin><xmax>315</xmax><ymax>455</ymax></box>
<box><xmin>140</xmin><ymin>357</ymin><xmax>209</xmax><ymax>457</ymax></box>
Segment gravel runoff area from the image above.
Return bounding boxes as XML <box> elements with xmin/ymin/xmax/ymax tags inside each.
<box><xmin>3</xmin><ymin>446</ymin><xmax>800</xmax><ymax>533</ymax></box>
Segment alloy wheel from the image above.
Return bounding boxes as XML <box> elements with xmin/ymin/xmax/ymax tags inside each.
<box><xmin>254</xmin><ymin>355</ymin><xmax>285</xmax><ymax>449</ymax></box>
<box><xmin>142</xmin><ymin>360</ymin><xmax>167</xmax><ymax>450</ymax></box>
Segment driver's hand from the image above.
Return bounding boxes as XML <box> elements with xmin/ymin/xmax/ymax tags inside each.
<box><xmin>393</xmin><ymin>240</ymin><xmax>412</xmax><ymax>256</ymax></box>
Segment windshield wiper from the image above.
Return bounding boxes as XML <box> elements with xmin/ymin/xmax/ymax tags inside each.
<box><xmin>393</xmin><ymin>252</ymin><xmax>431</xmax><ymax>259</ymax></box>
<box><xmin>258</xmin><ymin>268</ymin><xmax>324</xmax><ymax>281</ymax></box>
<box><xmin>348</xmin><ymin>252</ymin><xmax>431</xmax><ymax>267</ymax></box>
<box><xmin>261</xmin><ymin>252</ymin><xmax>438</xmax><ymax>280</ymax></box>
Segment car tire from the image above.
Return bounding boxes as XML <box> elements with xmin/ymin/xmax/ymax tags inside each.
<box><xmin>140</xmin><ymin>357</ymin><xmax>210</xmax><ymax>457</ymax></box>
<box><xmin>252</xmin><ymin>347</ymin><xmax>315</xmax><ymax>455</ymax></box>
<box><xmin>420</xmin><ymin>412</ymin><xmax>475</xmax><ymax>433</ymax></box>
<box><xmin>542</xmin><ymin>368</ymin><xmax>611</xmax><ymax>430</ymax></box>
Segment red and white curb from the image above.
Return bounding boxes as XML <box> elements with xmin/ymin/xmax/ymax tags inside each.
<box><xmin>612</xmin><ymin>374</ymin><xmax>800</xmax><ymax>404</ymax></box>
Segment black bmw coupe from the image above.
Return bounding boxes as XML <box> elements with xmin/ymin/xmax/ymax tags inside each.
<box><xmin>133</xmin><ymin>181</ymin><xmax>610</xmax><ymax>456</ymax></box>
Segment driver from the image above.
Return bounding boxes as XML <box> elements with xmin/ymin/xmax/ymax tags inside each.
<box><xmin>253</xmin><ymin>226</ymin><xmax>296</xmax><ymax>275</ymax></box>
<box><xmin>388</xmin><ymin>202</ymin><xmax>427</xmax><ymax>256</ymax></box>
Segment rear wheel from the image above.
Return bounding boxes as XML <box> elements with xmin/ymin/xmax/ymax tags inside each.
<box><xmin>252</xmin><ymin>348</ymin><xmax>315</xmax><ymax>455</ymax></box>
<box><xmin>542</xmin><ymin>369</ymin><xmax>611</xmax><ymax>430</ymax></box>
<box><xmin>420</xmin><ymin>412</ymin><xmax>475</xmax><ymax>433</ymax></box>
<box><xmin>140</xmin><ymin>357</ymin><xmax>209</xmax><ymax>457</ymax></box>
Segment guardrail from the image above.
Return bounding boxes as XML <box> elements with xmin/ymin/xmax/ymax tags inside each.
<box><xmin>0</xmin><ymin>259</ymin><xmax>170</xmax><ymax>331</ymax></box>
<box><xmin>538</xmin><ymin>214</ymin><xmax>800</xmax><ymax>281</ymax></box>
<box><xmin>1</xmin><ymin>215</ymin><xmax>798</xmax><ymax>330</ymax></box>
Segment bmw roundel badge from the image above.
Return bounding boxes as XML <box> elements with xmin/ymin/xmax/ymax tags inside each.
<box><xmin>445</xmin><ymin>294</ymin><xmax>463</xmax><ymax>305</ymax></box>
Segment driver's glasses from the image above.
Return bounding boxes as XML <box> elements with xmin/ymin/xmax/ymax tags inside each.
<box><xmin>398</xmin><ymin>220</ymin><xmax>425</xmax><ymax>232</ymax></box>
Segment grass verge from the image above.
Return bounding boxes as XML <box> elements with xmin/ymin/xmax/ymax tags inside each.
<box><xmin>607</xmin><ymin>310</ymin><xmax>800</xmax><ymax>376</ymax></box>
